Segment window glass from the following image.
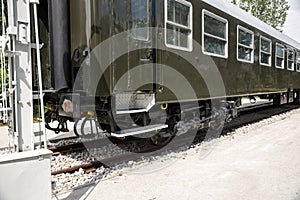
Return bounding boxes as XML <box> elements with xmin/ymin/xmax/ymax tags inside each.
<box><xmin>167</xmin><ymin>0</ymin><xmax>189</xmax><ymax>26</ymax></box>
<box><xmin>260</xmin><ymin>37</ymin><xmax>271</xmax><ymax>66</ymax></box>
<box><xmin>204</xmin><ymin>36</ymin><xmax>226</xmax><ymax>55</ymax></box>
<box><xmin>238</xmin><ymin>46</ymin><xmax>252</xmax><ymax>61</ymax></box>
<box><xmin>276</xmin><ymin>45</ymin><xmax>284</xmax><ymax>58</ymax></box>
<box><xmin>276</xmin><ymin>58</ymin><xmax>284</xmax><ymax>68</ymax></box>
<box><xmin>237</xmin><ymin>26</ymin><xmax>254</xmax><ymax>62</ymax></box>
<box><xmin>204</xmin><ymin>15</ymin><xmax>226</xmax><ymax>39</ymax></box>
<box><xmin>131</xmin><ymin>0</ymin><xmax>149</xmax><ymax>40</ymax></box>
<box><xmin>288</xmin><ymin>51</ymin><xmax>294</xmax><ymax>60</ymax></box>
<box><xmin>166</xmin><ymin>24</ymin><xmax>189</xmax><ymax>48</ymax></box>
<box><xmin>261</xmin><ymin>39</ymin><xmax>271</xmax><ymax>52</ymax></box>
<box><xmin>275</xmin><ymin>44</ymin><xmax>284</xmax><ymax>69</ymax></box>
<box><xmin>166</xmin><ymin>0</ymin><xmax>192</xmax><ymax>51</ymax></box>
<box><xmin>261</xmin><ymin>53</ymin><xmax>270</xmax><ymax>64</ymax></box>
<box><xmin>203</xmin><ymin>10</ymin><xmax>228</xmax><ymax>58</ymax></box>
<box><xmin>167</xmin><ymin>0</ymin><xmax>174</xmax><ymax>21</ymax></box>
<box><xmin>238</xmin><ymin>29</ymin><xmax>253</xmax><ymax>47</ymax></box>
<box><xmin>296</xmin><ymin>53</ymin><xmax>300</xmax><ymax>71</ymax></box>
<box><xmin>287</xmin><ymin>50</ymin><xmax>294</xmax><ymax>70</ymax></box>
<box><xmin>176</xmin><ymin>3</ymin><xmax>189</xmax><ymax>26</ymax></box>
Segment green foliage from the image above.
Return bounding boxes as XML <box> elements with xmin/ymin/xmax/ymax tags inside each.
<box><xmin>0</xmin><ymin>67</ymin><xmax>8</xmax><ymax>91</ymax></box>
<box><xmin>231</xmin><ymin>0</ymin><xmax>290</xmax><ymax>31</ymax></box>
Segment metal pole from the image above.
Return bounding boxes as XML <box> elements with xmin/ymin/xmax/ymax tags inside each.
<box><xmin>32</xmin><ymin>1</ymin><xmax>47</xmax><ymax>148</ymax></box>
<box><xmin>11</xmin><ymin>35</ymin><xmax>18</xmax><ymax>152</ymax></box>
<box><xmin>1</xmin><ymin>0</ymin><xmax>5</xmax><ymax>35</ymax></box>
<box><xmin>6</xmin><ymin>0</ymin><xmax>19</xmax><ymax>152</ymax></box>
<box><xmin>1</xmin><ymin>0</ymin><xmax>6</xmax><ymax>122</ymax></box>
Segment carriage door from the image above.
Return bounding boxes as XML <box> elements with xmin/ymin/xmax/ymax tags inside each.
<box><xmin>112</xmin><ymin>0</ymin><xmax>158</xmax><ymax>113</ymax></box>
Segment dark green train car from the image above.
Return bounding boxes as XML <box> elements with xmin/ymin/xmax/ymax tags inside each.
<box><xmin>67</xmin><ymin>0</ymin><xmax>300</xmax><ymax>97</ymax></box>
<box><xmin>41</xmin><ymin>0</ymin><xmax>300</xmax><ymax>140</ymax></box>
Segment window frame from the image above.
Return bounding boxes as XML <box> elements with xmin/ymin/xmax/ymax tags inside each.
<box><xmin>237</xmin><ymin>25</ymin><xmax>254</xmax><ymax>63</ymax></box>
<box><xmin>202</xmin><ymin>9</ymin><xmax>228</xmax><ymax>58</ymax></box>
<box><xmin>296</xmin><ymin>52</ymin><xmax>300</xmax><ymax>72</ymax></box>
<box><xmin>287</xmin><ymin>48</ymin><xmax>295</xmax><ymax>71</ymax></box>
<box><xmin>275</xmin><ymin>43</ymin><xmax>285</xmax><ymax>69</ymax></box>
<box><xmin>164</xmin><ymin>0</ymin><xmax>193</xmax><ymax>52</ymax></box>
<box><xmin>131</xmin><ymin>0</ymin><xmax>150</xmax><ymax>41</ymax></box>
<box><xmin>259</xmin><ymin>36</ymin><xmax>272</xmax><ymax>67</ymax></box>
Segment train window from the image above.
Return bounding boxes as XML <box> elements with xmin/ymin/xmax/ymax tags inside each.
<box><xmin>237</xmin><ymin>26</ymin><xmax>254</xmax><ymax>63</ymax></box>
<box><xmin>165</xmin><ymin>0</ymin><xmax>193</xmax><ymax>51</ymax></box>
<box><xmin>202</xmin><ymin>10</ymin><xmax>228</xmax><ymax>58</ymax></box>
<box><xmin>131</xmin><ymin>0</ymin><xmax>149</xmax><ymax>41</ymax></box>
<box><xmin>275</xmin><ymin>43</ymin><xmax>285</xmax><ymax>69</ymax></box>
<box><xmin>297</xmin><ymin>52</ymin><xmax>300</xmax><ymax>72</ymax></box>
<box><xmin>259</xmin><ymin>36</ymin><xmax>272</xmax><ymax>66</ymax></box>
<box><xmin>287</xmin><ymin>49</ymin><xmax>295</xmax><ymax>71</ymax></box>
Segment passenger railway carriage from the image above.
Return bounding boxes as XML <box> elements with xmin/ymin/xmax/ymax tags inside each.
<box><xmin>34</xmin><ymin>0</ymin><xmax>300</xmax><ymax>144</ymax></box>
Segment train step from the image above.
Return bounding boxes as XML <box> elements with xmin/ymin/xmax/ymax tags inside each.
<box><xmin>110</xmin><ymin>124</ymin><xmax>168</xmax><ymax>138</ymax></box>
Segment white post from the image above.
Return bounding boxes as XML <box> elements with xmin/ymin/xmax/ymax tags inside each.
<box><xmin>7</xmin><ymin>0</ymin><xmax>34</xmax><ymax>152</ymax></box>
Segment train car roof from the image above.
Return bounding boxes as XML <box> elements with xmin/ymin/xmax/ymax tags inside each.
<box><xmin>202</xmin><ymin>0</ymin><xmax>300</xmax><ymax>50</ymax></box>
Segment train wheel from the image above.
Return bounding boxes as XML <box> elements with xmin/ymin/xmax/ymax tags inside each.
<box><xmin>81</xmin><ymin>116</ymin><xmax>100</xmax><ymax>136</ymax></box>
<box><xmin>210</xmin><ymin>107</ymin><xmax>226</xmax><ymax>132</ymax></box>
<box><xmin>74</xmin><ymin>113</ymin><xmax>101</xmax><ymax>138</ymax></box>
<box><xmin>148</xmin><ymin>130</ymin><xmax>175</xmax><ymax>146</ymax></box>
<box><xmin>73</xmin><ymin>119</ymin><xmax>81</xmax><ymax>137</ymax></box>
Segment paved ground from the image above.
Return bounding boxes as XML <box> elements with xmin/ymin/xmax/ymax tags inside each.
<box><xmin>1</xmin><ymin>106</ymin><xmax>300</xmax><ymax>200</ymax></box>
<box><xmin>0</xmin><ymin>126</ymin><xmax>10</xmax><ymax>148</ymax></box>
<box><xmin>82</xmin><ymin>109</ymin><xmax>300</xmax><ymax>200</ymax></box>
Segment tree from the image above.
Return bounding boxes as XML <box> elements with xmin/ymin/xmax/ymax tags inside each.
<box><xmin>231</xmin><ymin>0</ymin><xmax>290</xmax><ymax>32</ymax></box>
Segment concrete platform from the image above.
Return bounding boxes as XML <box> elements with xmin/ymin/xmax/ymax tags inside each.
<box><xmin>57</xmin><ymin>108</ymin><xmax>300</xmax><ymax>200</ymax></box>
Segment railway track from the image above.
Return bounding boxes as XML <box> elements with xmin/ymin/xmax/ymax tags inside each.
<box><xmin>50</xmin><ymin>104</ymin><xmax>300</xmax><ymax>176</ymax></box>
<box><xmin>49</xmin><ymin>138</ymin><xmax>110</xmax><ymax>156</ymax></box>
<box><xmin>49</xmin><ymin>143</ymin><xmax>86</xmax><ymax>156</ymax></box>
